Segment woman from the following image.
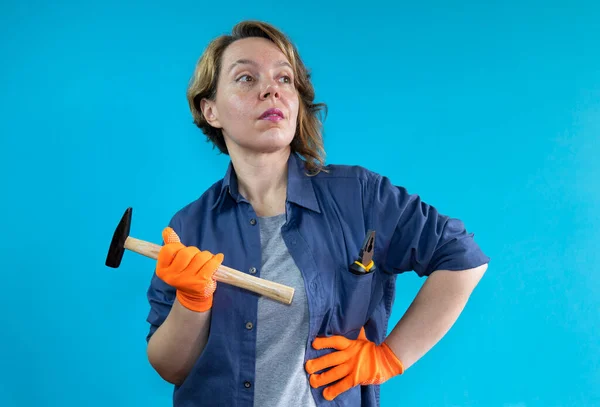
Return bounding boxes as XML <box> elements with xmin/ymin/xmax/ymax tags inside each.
<box><xmin>145</xmin><ymin>20</ymin><xmax>490</xmax><ymax>407</ymax></box>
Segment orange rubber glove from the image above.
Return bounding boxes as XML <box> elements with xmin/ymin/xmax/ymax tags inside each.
<box><xmin>305</xmin><ymin>327</ymin><xmax>404</xmax><ymax>401</ymax></box>
<box><xmin>155</xmin><ymin>227</ymin><xmax>224</xmax><ymax>312</ymax></box>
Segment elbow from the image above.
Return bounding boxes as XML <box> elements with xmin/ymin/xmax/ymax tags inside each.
<box><xmin>160</xmin><ymin>372</ymin><xmax>186</xmax><ymax>387</ymax></box>
<box><xmin>150</xmin><ymin>362</ymin><xmax>187</xmax><ymax>386</ymax></box>
<box><xmin>146</xmin><ymin>341</ymin><xmax>188</xmax><ymax>386</ymax></box>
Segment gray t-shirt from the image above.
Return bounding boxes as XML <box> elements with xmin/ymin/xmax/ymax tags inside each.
<box><xmin>254</xmin><ymin>214</ymin><xmax>317</xmax><ymax>407</ymax></box>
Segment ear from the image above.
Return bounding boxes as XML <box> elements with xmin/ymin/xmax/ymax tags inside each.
<box><xmin>200</xmin><ymin>98</ymin><xmax>222</xmax><ymax>128</ymax></box>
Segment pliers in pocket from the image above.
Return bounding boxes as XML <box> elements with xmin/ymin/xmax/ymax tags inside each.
<box><xmin>349</xmin><ymin>230</ymin><xmax>376</xmax><ymax>275</ymax></box>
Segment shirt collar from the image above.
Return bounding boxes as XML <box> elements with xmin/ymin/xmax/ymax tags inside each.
<box><xmin>212</xmin><ymin>152</ymin><xmax>321</xmax><ymax>213</ymax></box>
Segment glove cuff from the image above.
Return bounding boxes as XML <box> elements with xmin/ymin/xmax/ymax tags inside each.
<box><xmin>380</xmin><ymin>342</ymin><xmax>405</xmax><ymax>376</ymax></box>
<box><xmin>176</xmin><ymin>290</ymin><xmax>213</xmax><ymax>312</ymax></box>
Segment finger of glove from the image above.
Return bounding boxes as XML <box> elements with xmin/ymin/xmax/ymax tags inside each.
<box><xmin>182</xmin><ymin>250</ymin><xmax>215</xmax><ymax>280</ymax></box>
<box><xmin>161</xmin><ymin>246</ymin><xmax>200</xmax><ymax>278</ymax></box>
<box><xmin>197</xmin><ymin>252</ymin><xmax>224</xmax><ymax>279</ymax></box>
<box><xmin>309</xmin><ymin>362</ymin><xmax>352</xmax><ymax>388</ymax></box>
<box><xmin>312</xmin><ymin>335</ymin><xmax>352</xmax><ymax>351</ymax></box>
<box><xmin>179</xmin><ymin>252</ymin><xmax>223</xmax><ymax>298</ymax></box>
<box><xmin>305</xmin><ymin>349</ymin><xmax>351</xmax><ymax>375</ymax></box>
<box><xmin>323</xmin><ymin>375</ymin><xmax>356</xmax><ymax>401</ymax></box>
<box><xmin>156</xmin><ymin>241</ymin><xmax>186</xmax><ymax>269</ymax></box>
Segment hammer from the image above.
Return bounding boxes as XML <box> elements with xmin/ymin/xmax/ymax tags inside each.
<box><xmin>105</xmin><ymin>207</ymin><xmax>294</xmax><ymax>305</ymax></box>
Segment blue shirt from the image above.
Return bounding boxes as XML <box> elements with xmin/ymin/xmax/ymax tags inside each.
<box><xmin>146</xmin><ymin>152</ymin><xmax>490</xmax><ymax>407</ymax></box>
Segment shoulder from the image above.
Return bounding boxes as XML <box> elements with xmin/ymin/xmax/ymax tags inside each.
<box><xmin>311</xmin><ymin>162</ymin><xmax>402</xmax><ymax>196</ymax></box>
<box><xmin>311</xmin><ymin>162</ymin><xmax>419</xmax><ymax>213</ymax></box>
<box><xmin>312</xmin><ymin>162</ymin><xmax>382</xmax><ymax>183</ymax></box>
<box><xmin>308</xmin><ymin>162</ymin><xmax>407</xmax><ymax>214</ymax></box>
<box><xmin>167</xmin><ymin>178</ymin><xmax>225</xmax><ymax>228</ymax></box>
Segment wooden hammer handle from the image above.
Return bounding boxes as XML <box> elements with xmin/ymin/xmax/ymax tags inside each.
<box><xmin>124</xmin><ymin>236</ymin><xmax>294</xmax><ymax>305</ymax></box>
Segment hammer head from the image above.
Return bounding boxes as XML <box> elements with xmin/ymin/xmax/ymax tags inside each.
<box><xmin>105</xmin><ymin>207</ymin><xmax>132</xmax><ymax>268</ymax></box>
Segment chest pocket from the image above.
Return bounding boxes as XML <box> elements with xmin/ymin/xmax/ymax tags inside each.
<box><xmin>316</xmin><ymin>261</ymin><xmax>383</xmax><ymax>338</ymax></box>
<box><xmin>314</xmin><ymin>223</ymin><xmax>386</xmax><ymax>338</ymax></box>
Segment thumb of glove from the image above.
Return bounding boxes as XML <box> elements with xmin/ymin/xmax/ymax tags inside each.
<box><xmin>162</xmin><ymin>227</ymin><xmax>181</xmax><ymax>244</ymax></box>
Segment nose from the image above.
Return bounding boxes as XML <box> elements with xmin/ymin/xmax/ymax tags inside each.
<box><xmin>260</xmin><ymin>82</ymin><xmax>280</xmax><ymax>100</ymax></box>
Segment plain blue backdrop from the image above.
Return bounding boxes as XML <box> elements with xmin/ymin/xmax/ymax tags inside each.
<box><xmin>1</xmin><ymin>1</ymin><xmax>598</xmax><ymax>406</ymax></box>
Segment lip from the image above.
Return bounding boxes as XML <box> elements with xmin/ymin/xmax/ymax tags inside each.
<box><xmin>259</xmin><ymin>108</ymin><xmax>284</xmax><ymax>121</ymax></box>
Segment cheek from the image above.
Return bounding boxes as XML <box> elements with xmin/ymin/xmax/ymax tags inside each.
<box><xmin>221</xmin><ymin>95</ymin><xmax>253</xmax><ymax>122</ymax></box>
<box><xmin>289</xmin><ymin>94</ymin><xmax>300</xmax><ymax>122</ymax></box>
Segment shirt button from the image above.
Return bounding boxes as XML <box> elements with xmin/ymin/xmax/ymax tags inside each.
<box><xmin>310</xmin><ymin>281</ymin><xmax>317</xmax><ymax>291</ymax></box>
<box><xmin>244</xmin><ymin>381</ymin><xmax>251</xmax><ymax>388</ymax></box>
<box><xmin>245</xmin><ymin>322</ymin><xmax>253</xmax><ymax>330</ymax></box>
<box><xmin>249</xmin><ymin>267</ymin><xmax>257</xmax><ymax>274</ymax></box>
<box><xmin>249</xmin><ymin>218</ymin><xmax>257</xmax><ymax>225</ymax></box>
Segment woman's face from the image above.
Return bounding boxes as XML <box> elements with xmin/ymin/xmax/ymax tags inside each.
<box><xmin>201</xmin><ymin>37</ymin><xmax>300</xmax><ymax>156</ymax></box>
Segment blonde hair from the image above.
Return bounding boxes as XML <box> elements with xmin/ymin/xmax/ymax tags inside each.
<box><xmin>186</xmin><ymin>20</ymin><xmax>327</xmax><ymax>174</ymax></box>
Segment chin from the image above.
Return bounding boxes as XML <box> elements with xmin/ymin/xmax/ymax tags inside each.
<box><xmin>225</xmin><ymin>127</ymin><xmax>295</xmax><ymax>155</ymax></box>
<box><xmin>253</xmin><ymin>129</ymin><xmax>295</xmax><ymax>152</ymax></box>
<box><xmin>251</xmin><ymin>141</ymin><xmax>293</xmax><ymax>154</ymax></box>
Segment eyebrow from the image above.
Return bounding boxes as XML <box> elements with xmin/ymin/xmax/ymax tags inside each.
<box><xmin>227</xmin><ymin>59</ymin><xmax>293</xmax><ymax>73</ymax></box>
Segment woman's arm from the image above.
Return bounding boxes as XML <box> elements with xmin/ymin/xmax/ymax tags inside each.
<box><xmin>384</xmin><ymin>263</ymin><xmax>488</xmax><ymax>370</ymax></box>
<box><xmin>147</xmin><ymin>298</ymin><xmax>211</xmax><ymax>385</ymax></box>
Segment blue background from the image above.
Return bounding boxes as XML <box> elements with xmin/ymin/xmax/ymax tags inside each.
<box><xmin>1</xmin><ymin>1</ymin><xmax>598</xmax><ymax>406</ymax></box>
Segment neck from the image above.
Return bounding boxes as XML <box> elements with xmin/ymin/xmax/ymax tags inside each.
<box><xmin>229</xmin><ymin>147</ymin><xmax>290</xmax><ymax>217</ymax></box>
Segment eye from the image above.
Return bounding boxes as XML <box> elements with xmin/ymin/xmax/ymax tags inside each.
<box><xmin>279</xmin><ymin>75</ymin><xmax>292</xmax><ymax>84</ymax></box>
<box><xmin>236</xmin><ymin>74</ymin><xmax>254</xmax><ymax>83</ymax></box>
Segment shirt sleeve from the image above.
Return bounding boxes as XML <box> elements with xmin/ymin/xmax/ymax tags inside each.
<box><xmin>144</xmin><ymin>215</ymin><xmax>180</xmax><ymax>342</ymax></box>
<box><xmin>369</xmin><ymin>173</ymin><xmax>490</xmax><ymax>277</ymax></box>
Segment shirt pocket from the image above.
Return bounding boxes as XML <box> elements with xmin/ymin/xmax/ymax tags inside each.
<box><xmin>327</xmin><ymin>265</ymin><xmax>376</xmax><ymax>337</ymax></box>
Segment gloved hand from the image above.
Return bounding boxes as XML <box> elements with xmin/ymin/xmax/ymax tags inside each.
<box><xmin>305</xmin><ymin>327</ymin><xmax>404</xmax><ymax>401</ymax></box>
<box><xmin>156</xmin><ymin>227</ymin><xmax>224</xmax><ymax>312</ymax></box>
